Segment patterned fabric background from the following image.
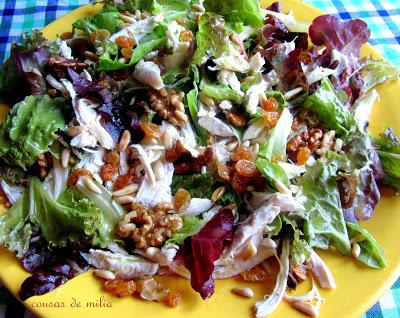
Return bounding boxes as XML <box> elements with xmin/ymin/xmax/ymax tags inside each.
<box><xmin>0</xmin><ymin>1</ymin><xmax>399</xmax><ymax>318</ymax></box>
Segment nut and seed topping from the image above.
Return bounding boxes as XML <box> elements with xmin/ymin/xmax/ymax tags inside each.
<box><xmin>231</xmin><ymin>287</ymin><xmax>254</xmax><ymax>298</ymax></box>
<box><xmin>117</xmin><ymin>202</ymin><xmax>183</xmax><ymax>249</ymax></box>
<box><xmin>148</xmin><ymin>88</ymin><xmax>188</xmax><ymax>126</ymax></box>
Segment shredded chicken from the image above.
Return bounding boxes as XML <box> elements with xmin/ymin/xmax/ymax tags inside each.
<box><xmin>133</xmin><ymin>60</ymin><xmax>164</xmax><ymax>90</ymax></box>
<box><xmin>81</xmin><ymin>249</ymin><xmax>159</xmax><ymax>280</ymax></box>
<box><xmin>306</xmin><ymin>249</ymin><xmax>337</xmax><ymax>289</ymax></box>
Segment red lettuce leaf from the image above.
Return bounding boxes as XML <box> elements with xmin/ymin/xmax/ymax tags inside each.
<box><xmin>263</xmin><ymin>15</ymin><xmax>308</xmax><ymax>50</ymax></box>
<box><xmin>12</xmin><ymin>47</ymin><xmax>51</xmax><ymax>96</ymax></box>
<box><xmin>266</xmin><ymin>1</ymin><xmax>282</xmax><ymax>13</ymax></box>
<box><xmin>309</xmin><ymin>15</ymin><xmax>370</xmax><ymax>58</ymax></box>
<box><xmin>19</xmin><ymin>235</ymin><xmax>90</xmax><ymax>300</ymax></box>
<box><xmin>181</xmin><ymin>208</ymin><xmax>234</xmax><ymax>299</ymax></box>
<box><xmin>67</xmin><ymin>68</ymin><xmax>112</xmax><ymax>103</ymax></box>
<box><xmin>97</xmin><ymin>92</ymin><xmax>146</xmax><ymax>142</ymax></box>
<box><xmin>262</xmin><ymin>44</ymin><xmax>308</xmax><ymax>91</ymax></box>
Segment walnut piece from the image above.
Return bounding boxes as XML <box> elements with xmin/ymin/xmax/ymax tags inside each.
<box><xmin>117</xmin><ymin>202</ymin><xmax>183</xmax><ymax>250</ymax></box>
<box><xmin>287</xmin><ymin>128</ymin><xmax>323</xmax><ymax>163</ymax></box>
<box><xmin>148</xmin><ymin>88</ymin><xmax>188</xmax><ymax>126</ymax></box>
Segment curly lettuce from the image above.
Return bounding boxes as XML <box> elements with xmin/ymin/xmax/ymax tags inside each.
<box><xmin>0</xmin><ymin>95</ymin><xmax>66</xmax><ymax>169</ymax></box>
<box><xmin>0</xmin><ymin>177</ymin><xmax>122</xmax><ymax>256</ymax></box>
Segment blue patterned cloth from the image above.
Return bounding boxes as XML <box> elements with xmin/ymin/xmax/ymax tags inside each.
<box><xmin>0</xmin><ymin>1</ymin><xmax>399</xmax><ymax>318</ymax></box>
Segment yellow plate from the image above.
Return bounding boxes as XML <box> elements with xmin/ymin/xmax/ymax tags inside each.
<box><xmin>1</xmin><ymin>0</ymin><xmax>399</xmax><ymax>317</ymax></box>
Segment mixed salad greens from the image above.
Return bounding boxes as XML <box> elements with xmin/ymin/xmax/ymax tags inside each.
<box><xmin>0</xmin><ymin>0</ymin><xmax>399</xmax><ymax>316</ymax></box>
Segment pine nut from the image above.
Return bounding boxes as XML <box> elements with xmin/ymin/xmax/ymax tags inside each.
<box><xmin>227</xmin><ymin>140</ymin><xmax>239</xmax><ymax>152</ymax></box>
<box><xmin>292</xmin><ymin>301</ymin><xmax>319</xmax><ymax>317</ymax></box>
<box><xmin>112</xmin><ymin>183</ymin><xmax>139</xmax><ymax>197</ymax></box>
<box><xmin>243</xmin><ymin>140</ymin><xmax>250</xmax><ymax>147</ymax></box>
<box><xmin>211</xmin><ymin>186</ymin><xmax>226</xmax><ymax>202</ymax></box>
<box><xmin>199</xmin><ymin>91</ymin><xmax>214</xmax><ymax>106</ymax></box>
<box><xmin>161</xmin><ymin>130</ymin><xmax>173</xmax><ymax>149</ymax></box>
<box><xmin>231</xmin><ymin>287</ymin><xmax>254</xmax><ymax>298</ymax></box>
<box><xmin>351</xmin><ymin>243</ymin><xmax>361</xmax><ymax>257</ymax></box>
<box><xmin>146</xmin><ymin>247</ymin><xmax>161</xmax><ymax>258</ymax></box>
<box><xmin>61</xmin><ymin>148</ymin><xmax>71</xmax><ymax>168</ymax></box>
<box><xmin>135</xmin><ymin>10</ymin><xmax>142</xmax><ymax>20</ymax></box>
<box><xmin>118</xmin><ymin>13</ymin><xmax>136</xmax><ymax>23</ymax></box>
<box><xmin>83</xmin><ymin>177</ymin><xmax>102</xmax><ymax>194</ymax></box>
<box><xmin>93</xmin><ymin>269</ymin><xmax>116</xmax><ymax>280</ymax></box>
<box><xmin>275</xmin><ymin>179</ymin><xmax>292</xmax><ymax>195</ymax></box>
<box><xmin>114</xmin><ymin>195</ymin><xmax>135</xmax><ymax>205</ymax></box>
<box><xmin>192</xmin><ymin>3</ymin><xmax>205</xmax><ymax>13</ymax></box>
<box><xmin>118</xmin><ymin>130</ymin><xmax>131</xmax><ymax>152</ymax></box>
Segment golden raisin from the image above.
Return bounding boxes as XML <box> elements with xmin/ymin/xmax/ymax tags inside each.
<box><xmin>231</xmin><ymin>172</ymin><xmax>248</xmax><ymax>193</ymax></box>
<box><xmin>226</xmin><ymin>111</ymin><xmax>247</xmax><ymax>127</ymax></box>
<box><xmin>180</xmin><ymin>30</ymin><xmax>193</xmax><ymax>42</ymax></box>
<box><xmin>239</xmin><ymin>265</ymin><xmax>268</xmax><ymax>282</ymax></box>
<box><xmin>60</xmin><ymin>31</ymin><xmax>73</xmax><ymax>40</ymax></box>
<box><xmin>121</xmin><ymin>47</ymin><xmax>133</xmax><ymax>59</ymax></box>
<box><xmin>296</xmin><ymin>147</ymin><xmax>311</xmax><ymax>165</ymax></box>
<box><xmin>100</xmin><ymin>164</ymin><xmax>117</xmax><ymax>181</ymax></box>
<box><xmin>172</xmin><ymin>188</ymin><xmax>191</xmax><ymax>211</ymax></box>
<box><xmin>104</xmin><ymin>150</ymin><xmax>120</xmax><ymax>166</ymax></box>
<box><xmin>231</xmin><ymin>146</ymin><xmax>254</xmax><ymax>162</ymax></box>
<box><xmin>104</xmin><ymin>279</ymin><xmax>136</xmax><ymax>297</ymax></box>
<box><xmin>261</xmin><ymin>97</ymin><xmax>279</xmax><ymax>112</ymax></box>
<box><xmin>140</xmin><ymin>122</ymin><xmax>161</xmax><ymax>139</ymax></box>
<box><xmin>217</xmin><ymin>162</ymin><xmax>231</xmax><ymax>181</ymax></box>
<box><xmin>262</xmin><ymin>111</ymin><xmax>280</xmax><ymax>128</ymax></box>
<box><xmin>164</xmin><ymin>290</ymin><xmax>183</xmax><ymax>308</ymax></box>
<box><xmin>114</xmin><ymin>174</ymin><xmax>135</xmax><ymax>190</ymax></box>
<box><xmin>235</xmin><ymin>160</ymin><xmax>257</xmax><ymax>177</ymax></box>
<box><xmin>115</xmin><ymin>36</ymin><xmax>135</xmax><ymax>48</ymax></box>
<box><xmin>90</xmin><ymin>29</ymin><xmax>110</xmax><ymax>42</ymax></box>
<box><xmin>67</xmin><ymin>168</ymin><xmax>92</xmax><ymax>186</ymax></box>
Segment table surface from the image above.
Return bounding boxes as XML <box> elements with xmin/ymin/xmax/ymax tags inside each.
<box><xmin>0</xmin><ymin>1</ymin><xmax>399</xmax><ymax>318</ymax></box>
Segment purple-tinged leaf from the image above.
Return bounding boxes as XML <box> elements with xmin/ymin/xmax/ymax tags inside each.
<box><xmin>181</xmin><ymin>208</ymin><xmax>234</xmax><ymax>299</ymax></box>
<box><xmin>12</xmin><ymin>47</ymin><xmax>51</xmax><ymax>96</ymax></box>
<box><xmin>309</xmin><ymin>15</ymin><xmax>370</xmax><ymax>58</ymax></box>
<box><xmin>67</xmin><ymin>68</ymin><xmax>112</xmax><ymax>103</ymax></box>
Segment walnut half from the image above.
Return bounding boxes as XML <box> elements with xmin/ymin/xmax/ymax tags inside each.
<box><xmin>117</xmin><ymin>202</ymin><xmax>183</xmax><ymax>250</ymax></box>
<box><xmin>148</xmin><ymin>88</ymin><xmax>188</xmax><ymax>126</ymax></box>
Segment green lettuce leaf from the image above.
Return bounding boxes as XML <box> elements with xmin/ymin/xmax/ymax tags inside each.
<box><xmin>299</xmin><ymin>159</ymin><xmax>351</xmax><ymax>255</ymax></box>
<box><xmin>304</xmin><ymin>78</ymin><xmax>357</xmax><ymax>142</ymax></box>
<box><xmin>0</xmin><ymin>190</ymin><xmax>31</xmax><ymax>257</ymax></box>
<box><xmin>0</xmin><ymin>95</ymin><xmax>66</xmax><ymax>169</ymax></box>
<box><xmin>171</xmin><ymin>173</ymin><xmax>239</xmax><ymax>205</ymax></box>
<box><xmin>373</xmin><ymin>128</ymin><xmax>400</xmax><ymax>191</ymax></box>
<box><xmin>165</xmin><ymin>216</ymin><xmax>205</xmax><ymax>245</ymax></box>
<box><xmin>105</xmin><ymin>0</ymin><xmax>160</xmax><ymax>13</ymax></box>
<box><xmin>346</xmin><ymin>222</ymin><xmax>387</xmax><ymax>268</ymax></box>
<box><xmin>0</xmin><ymin>177</ymin><xmax>122</xmax><ymax>255</ymax></box>
<box><xmin>186</xmin><ymin>87</ymin><xmax>208</xmax><ymax>146</ymax></box>
<box><xmin>204</xmin><ymin>0</ymin><xmax>263</xmax><ymax>26</ymax></box>
<box><xmin>72</xmin><ymin>6</ymin><xmax>123</xmax><ymax>34</ymax></box>
<box><xmin>258</xmin><ymin>107</ymin><xmax>293</xmax><ymax>161</ymax></box>
<box><xmin>360</xmin><ymin>60</ymin><xmax>400</xmax><ymax>93</ymax></box>
<box><xmin>193</xmin><ymin>13</ymin><xmax>231</xmax><ymax>65</ymax></box>
<box><xmin>256</xmin><ymin>158</ymin><xmax>290</xmax><ymax>188</ymax></box>
<box><xmin>199</xmin><ymin>81</ymin><xmax>243</xmax><ymax>104</ymax></box>
<box><xmin>97</xmin><ymin>37</ymin><xmax>166</xmax><ymax>71</ymax></box>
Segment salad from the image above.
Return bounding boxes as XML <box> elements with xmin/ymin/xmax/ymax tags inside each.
<box><xmin>0</xmin><ymin>0</ymin><xmax>400</xmax><ymax>316</ymax></box>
